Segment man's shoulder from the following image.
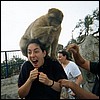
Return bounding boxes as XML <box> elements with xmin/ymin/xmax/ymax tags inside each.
<box><xmin>45</xmin><ymin>56</ymin><xmax>60</xmax><ymax>65</ymax></box>
<box><xmin>21</xmin><ymin>61</ymin><xmax>32</xmax><ymax>68</ymax></box>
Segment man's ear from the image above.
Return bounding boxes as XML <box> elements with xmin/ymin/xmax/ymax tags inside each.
<box><xmin>43</xmin><ymin>50</ymin><xmax>47</xmax><ymax>57</ymax></box>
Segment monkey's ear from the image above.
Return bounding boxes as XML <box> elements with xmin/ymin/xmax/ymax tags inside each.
<box><xmin>48</xmin><ymin>8</ymin><xmax>58</xmax><ymax>13</ymax></box>
<box><xmin>48</xmin><ymin>8</ymin><xmax>55</xmax><ymax>12</ymax></box>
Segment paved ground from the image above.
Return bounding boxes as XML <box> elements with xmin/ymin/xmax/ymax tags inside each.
<box><xmin>1</xmin><ymin>75</ymin><xmax>94</xmax><ymax>99</ymax></box>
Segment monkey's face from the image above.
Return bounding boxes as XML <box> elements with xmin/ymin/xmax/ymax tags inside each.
<box><xmin>48</xmin><ymin>13</ymin><xmax>61</xmax><ymax>27</ymax></box>
<box><xmin>48</xmin><ymin>8</ymin><xmax>63</xmax><ymax>27</ymax></box>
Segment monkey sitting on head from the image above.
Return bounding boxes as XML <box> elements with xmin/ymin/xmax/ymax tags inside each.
<box><xmin>19</xmin><ymin>8</ymin><xmax>64</xmax><ymax>59</ymax></box>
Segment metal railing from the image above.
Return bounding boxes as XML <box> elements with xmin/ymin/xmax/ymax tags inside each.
<box><xmin>1</xmin><ymin>50</ymin><xmax>27</xmax><ymax>78</ymax></box>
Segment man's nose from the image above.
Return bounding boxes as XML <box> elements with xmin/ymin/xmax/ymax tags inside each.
<box><xmin>30</xmin><ymin>52</ymin><xmax>36</xmax><ymax>57</ymax></box>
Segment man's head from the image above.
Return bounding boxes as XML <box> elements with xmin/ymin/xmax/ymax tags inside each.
<box><xmin>26</xmin><ymin>39</ymin><xmax>47</xmax><ymax>68</ymax></box>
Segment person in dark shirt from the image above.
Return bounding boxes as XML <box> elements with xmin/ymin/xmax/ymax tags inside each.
<box><xmin>59</xmin><ymin>43</ymin><xmax>99</xmax><ymax>99</ymax></box>
<box><xmin>90</xmin><ymin>61</ymin><xmax>99</xmax><ymax>96</ymax></box>
<box><xmin>18</xmin><ymin>39</ymin><xmax>67</xmax><ymax>99</ymax></box>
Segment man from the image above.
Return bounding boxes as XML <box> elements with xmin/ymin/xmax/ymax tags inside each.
<box><xmin>59</xmin><ymin>43</ymin><xmax>99</xmax><ymax>99</ymax></box>
<box><xmin>18</xmin><ymin>39</ymin><xmax>67</xmax><ymax>99</ymax></box>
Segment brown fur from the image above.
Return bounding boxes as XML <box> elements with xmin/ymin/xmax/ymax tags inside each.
<box><xmin>19</xmin><ymin>8</ymin><xmax>64</xmax><ymax>59</ymax></box>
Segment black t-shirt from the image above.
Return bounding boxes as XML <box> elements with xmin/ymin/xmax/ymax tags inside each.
<box><xmin>18</xmin><ymin>57</ymin><xmax>67</xmax><ymax>99</ymax></box>
<box><xmin>90</xmin><ymin>61</ymin><xmax>99</xmax><ymax>96</ymax></box>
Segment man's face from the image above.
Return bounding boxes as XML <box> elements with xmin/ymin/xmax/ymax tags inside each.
<box><xmin>27</xmin><ymin>43</ymin><xmax>46</xmax><ymax>68</ymax></box>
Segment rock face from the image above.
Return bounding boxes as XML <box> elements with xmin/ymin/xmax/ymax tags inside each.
<box><xmin>78</xmin><ymin>34</ymin><xmax>99</xmax><ymax>92</ymax></box>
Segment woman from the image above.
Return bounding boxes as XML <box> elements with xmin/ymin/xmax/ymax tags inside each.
<box><xmin>18</xmin><ymin>39</ymin><xmax>67</xmax><ymax>99</ymax></box>
<box><xmin>58</xmin><ymin>50</ymin><xmax>83</xmax><ymax>99</ymax></box>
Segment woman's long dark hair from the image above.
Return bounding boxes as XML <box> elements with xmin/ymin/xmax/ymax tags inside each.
<box><xmin>58</xmin><ymin>50</ymin><xmax>72</xmax><ymax>61</ymax></box>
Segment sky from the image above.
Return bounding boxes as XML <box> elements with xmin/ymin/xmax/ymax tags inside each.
<box><xmin>1</xmin><ymin>1</ymin><xmax>99</xmax><ymax>51</ymax></box>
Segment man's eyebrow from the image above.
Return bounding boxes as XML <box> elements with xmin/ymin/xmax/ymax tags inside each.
<box><xmin>34</xmin><ymin>48</ymin><xmax>40</xmax><ymax>51</ymax></box>
<box><xmin>28</xmin><ymin>48</ymin><xmax>40</xmax><ymax>51</ymax></box>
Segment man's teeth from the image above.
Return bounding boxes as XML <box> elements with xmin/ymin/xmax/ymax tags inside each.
<box><xmin>33</xmin><ymin>60</ymin><xmax>37</xmax><ymax>61</ymax></box>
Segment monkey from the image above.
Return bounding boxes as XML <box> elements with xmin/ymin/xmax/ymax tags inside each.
<box><xmin>19</xmin><ymin>8</ymin><xmax>64</xmax><ymax>59</ymax></box>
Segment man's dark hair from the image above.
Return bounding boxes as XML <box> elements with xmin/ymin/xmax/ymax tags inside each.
<box><xmin>26</xmin><ymin>39</ymin><xmax>47</xmax><ymax>57</ymax></box>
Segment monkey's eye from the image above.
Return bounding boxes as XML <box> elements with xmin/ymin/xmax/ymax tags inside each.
<box><xmin>48</xmin><ymin>17</ymin><xmax>61</xmax><ymax>25</ymax></box>
<box><xmin>48</xmin><ymin>16</ymin><xmax>54</xmax><ymax>20</ymax></box>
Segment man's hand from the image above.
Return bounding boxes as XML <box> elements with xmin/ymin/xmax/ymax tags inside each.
<box><xmin>66</xmin><ymin>43</ymin><xmax>79</xmax><ymax>55</ymax></box>
<box><xmin>39</xmin><ymin>72</ymin><xmax>53</xmax><ymax>86</ymax></box>
<box><xmin>29</xmin><ymin>68</ymin><xmax>39</xmax><ymax>82</ymax></box>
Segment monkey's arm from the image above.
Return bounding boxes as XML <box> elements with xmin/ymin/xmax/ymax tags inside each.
<box><xmin>50</xmin><ymin>27</ymin><xmax>61</xmax><ymax>59</ymax></box>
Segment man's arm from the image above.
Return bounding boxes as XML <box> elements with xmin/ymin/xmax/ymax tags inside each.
<box><xmin>67</xmin><ymin>44</ymin><xmax>90</xmax><ymax>71</ymax></box>
<box><xmin>69</xmin><ymin>81</ymin><xmax>99</xmax><ymax>99</ymax></box>
<box><xmin>59</xmin><ymin>79</ymin><xmax>99</xmax><ymax>99</ymax></box>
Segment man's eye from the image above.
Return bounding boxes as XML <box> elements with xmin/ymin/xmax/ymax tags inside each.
<box><xmin>34</xmin><ymin>50</ymin><xmax>39</xmax><ymax>53</ymax></box>
<box><xmin>28</xmin><ymin>51</ymin><xmax>31</xmax><ymax>54</ymax></box>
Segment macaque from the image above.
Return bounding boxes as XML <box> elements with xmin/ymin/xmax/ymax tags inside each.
<box><xmin>19</xmin><ymin>8</ymin><xmax>64</xmax><ymax>59</ymax></box>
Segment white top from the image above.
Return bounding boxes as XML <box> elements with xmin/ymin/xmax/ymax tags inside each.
<box><xmin>64</xmin><ymin>61</ymin><xmax>81</xmax><ymax>82</ymax></box>
<box><xmin>63</xmin><ymin>61</ymin><xmax>82</xmax><ymax>98</ymax></box>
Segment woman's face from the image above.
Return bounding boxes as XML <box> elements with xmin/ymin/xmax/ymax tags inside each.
<box><xmin>58</xmin><ymin>53</ymin><xmax>66</xmax><ymax>64</ymax></box>
<box><xmin>27</xmin><ymin>43</ymin><xmax>46</xmax><ymax>68</ymax></box>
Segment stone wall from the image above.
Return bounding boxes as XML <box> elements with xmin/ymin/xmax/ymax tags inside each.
<box><xmin>1</xmin><ymin>75</ymin><xmax>19</xmax><ymax>99</ymax></box>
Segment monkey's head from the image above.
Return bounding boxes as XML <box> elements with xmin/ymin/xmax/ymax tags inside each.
<box><xmin>47</xmin><ymin>8</ymin><xmax>64</xmax><ymax>27</ymax></box>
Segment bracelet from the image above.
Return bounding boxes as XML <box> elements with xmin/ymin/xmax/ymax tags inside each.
<box><xmin>48</xmin><ymin>80</ymin><xmax>54</xmax><ymax>87</ymax></box>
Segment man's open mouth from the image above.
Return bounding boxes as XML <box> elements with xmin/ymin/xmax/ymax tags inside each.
<box><xmin>32</xmin><ymin>59</ymin><xmax>38</xmax><ymax>65</ymax></box>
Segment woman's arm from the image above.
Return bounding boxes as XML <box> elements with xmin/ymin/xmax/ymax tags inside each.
<box><xmin>75</xmin><ymin>74</ymin><xmax>83</xmax><ymax>85</ymax></box>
